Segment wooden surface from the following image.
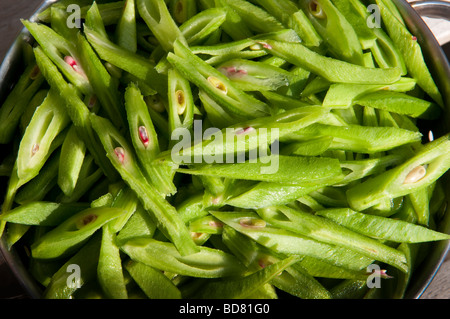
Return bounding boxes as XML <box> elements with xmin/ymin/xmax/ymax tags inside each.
<box><xmin>0</xmin><ymin>0</ymin><xmax>449</xmax><ymax>299</ymax></box>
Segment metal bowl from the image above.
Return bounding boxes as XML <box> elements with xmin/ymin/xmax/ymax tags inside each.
<box><xmin>0</xmin><ymin>0</ymin><xmax>449</xmax><ymax>299</ymax></box>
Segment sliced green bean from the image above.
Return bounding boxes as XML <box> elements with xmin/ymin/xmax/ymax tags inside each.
<box><xmin>84</xmin><ymin>27</ymin><xmax>168</xmax><ymax>96</ymax></box>
<box><xmin>0</xmin><ymin>63</ymin><xmax>45</xmax><ymax>144</ymax></box>
<box><xmin>58</xmin><ymin>125</ymin><xmax>86</xmax><ymax>197</ymax></box>
<box><xmin>90</xmin><ymin>113</ymin><xmax>199</xmax><ymax>256</ymax></box>
<box><xmin>98</xmin><ymin>224</ymin><xmax>128</xmax><ymax>299</ymax></box>
<box><xmin>322</xmin><ymin>77</ymin><xmax>416</xmax><ymax>108</ymax></box>
<box><xmin>124</xmin><ymin>83</ymin><xmax>177</xmax><ymax>196</ymax></box>
<box><xmin>137</xmin><ymin>0</ymin><xmax>187</xmax><ymax>52</ymax></box>
<box><xmin>211</xmin><ymin>211</ymin><xmax>373</xmax><ymax>271</ymax></box>
<box><xmin>221</xmin><ymin>0</ymin><xmax>284</xmax><ymax>33</ymax></box>
<box><xmin>116</xmin><ymin>0</ymin><xmax>137</xmax><ymax>53</ymax></box>
<box><xmin>283</xmin><ymin>123</ymin><xmax>422</xmax><ymax>154</ymax></box>
<box><xmin>116</xmin><ymin>204</ymin><xmax>157</xmax><ymax>246</ymax></box>
<box><xmin>317</xmin><ymin>208</ymin><xmax>450</xmax><ymax>243</ymax></box>
<box><xmin>33</xmin><ymin>46</ymin><xmax>118</xmax><ymax>181</ymax></box>
<box><xmin>0</xmin><ymin>201</ymin><xmax>89</xmax><ymax>226</ymax></box>
<box><xmin>222</xmin><ymin>225</ymin><xmax>332</xmax><ymax>299</ymax></box>
<box><xmin>346</xmin><ymin>133</ymin><xmax>450</xmax><ymax>211</ymax></box>
<box><xmin>189</xmin><ymin>255</ymin><xmax>299</xmax><ymax>299</ymax></box>
<box><xmin>125</xmin><ymin>259</ymin><xmax>182</xmax><ymax>299</ymax></box>
<box><xmin>258</xmin><ymin>39</ymin><xmax>402</xmax><ymax>84</ymax></box>
<box><xmin>43</xmin><ymin>233</ymin><xmax>102</xmax><ymax>299</ymax></box>
<box><xmin>31</xmin><ymin>206</ymin><xmax>125</xmax><ymax>260</ymax></box>
<box><xmin>375</xmin><ymin>0</ymin><xmax>443</xmax><ymax>106</ymax></box>
<box><xmin>168</xmin><ymin>40</ymin><xmax>270</xmax><ymax>119</ymax></box>
<box><xmin>257</xmin><ymin>206</ymin><xmax>408</xmax><ymax>272</ymax></box>
<box><xmin>354</xmin><ymin>91</ymin><xmax>441</xmax><ymax>120</ymax></box>
<box><xmin>177</xmin><ymin>155</ymin><xmax>343</xmax><ymax>186</ymax></box>
<box><xmin>299</xmin><ymin>0</ymin><xmax>365</xmax><ymax>65</ymax></box>
<box><xmin>17</xmin><ymin>89</ymin><xmax>71</xmax><ymax>183</ymax></box>
<box><xmin>120</xmin><ymin>237</ymin><xmax>246</xmax><ymax>278</ymax></box>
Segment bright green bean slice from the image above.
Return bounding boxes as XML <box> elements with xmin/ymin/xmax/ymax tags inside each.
<box><xmin>347</xmin><ymin>133</ymin><xmax>450</xmax><ymax>211</ymax></box>
<box><xmin>98</xmin><ymin>224</ymin><xmax>128</xmax><ymax>299</ymax></box>
<box><xmin>125</xmin><ymin>260</ymin><xmax>182</xmax><ymax>299</ymax></box>
<box><xmin>43</xmin><ymin>233</ymin><xmax>101</xmax><ymax>299</ymax></box>
<box><xmin>90</xmin><ymin>114</ymin><xmax>199</xmax><ymax>256</ymax></box>
<box><xmin>211</xmin><ymin>211</ymin><xmax>373</xmax><ymax>271</ymax></box>
<box><xmin>168</xmin><ymin>40</ymin><xmax>270</xmax><ymax>119</ymax></box>
<box><xmin>137</xmin><ymin>0</ymin><xmax>187</xmax><ymax>52</ymax></box>
<box><xmin>177</xmin><ymin>155</ymin><xmax>343</xmax><ymax>186</ymax></box>
<box><xmin>283</xmin><ymin>123</ymin><xmax>422</xmax><ymax>154</ymax></box>
<box><xmin>257</xmin><ymin>206</ymin><xmax>408</xmax><ymax>272</ymax></box>
<box><xmin>317</xmin><ymin>208</ymin><xmax>450</xmax><ymax>243</ymax></box>
<box><xmin>120</xmin><ymin>237</ymin><xmax>246</xmax><ymax>278</ymax></box>
<box><xmin>58</xmin><ymin>125</ymin><xmax>86</xmax><ymax>197</ymax></box>
<box><xmin>299</xmin><ymin>0</ymin><xmax>365</xmax><ymax>65</ymax></box>
<box><xmin>189</xmin><ymin>255</ymin><xmax>299</xmax><ymax>299</ymax></box>
<box><xmin>375</xmin><ymin>0</ymin><xmax>443</xmax><ymax>106</ymax></box>
<box><xmin>31</xmin><ymin>207</ymin><xmax>125</xmax><ymax>260</ymax></box>
<box><xmin>0</xmin><ymin>201</ymin><xmax>89</xmax><ymax>226</ymax></box>
<box><xmin>222</xmin><ymin>225</ymin><xmax>332</xmax><ymax>299</ymax></box>
<box><xmin>124</xmin><ymin>83</ymin><xmax>177</xmax><ymax>196</ymax></box>
<box><xmin>17</xmin><ymin>89</ymin><xmax>70</xmax><ymax>183</ymax></box>
<box><xmin>258</xmin><ymin>39</ymin><xmax>402</xmax><ymax>84</ymax></box>
<box><xmin>354</xmin><ymin>91</ymin><xmax>441</xmax><ymax>120</ymax></box>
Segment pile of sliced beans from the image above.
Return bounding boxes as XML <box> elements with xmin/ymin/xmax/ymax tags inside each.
<box><xmin>0</xmin><ymin>0</ymin><xmax>449</xmax><ymax>299</ymax></box>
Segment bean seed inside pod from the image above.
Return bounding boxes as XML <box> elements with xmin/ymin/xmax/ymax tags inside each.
<box><xmin>114</xmin><ymin>147</ymin><xmax>126</xmax><ymax>164</ymax></box>
<box><xmin>207</xmin><ymin>76</ymin><xmax>228</xmax><ymax>94</ymax></box>
<box><xmin>138</xmin><ymin>126</ymin><xmax>150</xmax><ymax>148</ymax></box>
<box><xmin>176</xmin><ymin>90</ymin><xmax>187</xmax><ymax>115</ymax></box>
<box><xmin>239</xmin><ymin>217</ymin><xmax>266</xmax><ymax>229</ymax></box>
<box><xmin>309</xmin><ymin>0</ymin><xmax>327</xmax><ymax>19</ymax></box>
<box><xmin>403</xmin><ymin>165</ymin><xmax>427</xmax><ymax>184</ymax></box>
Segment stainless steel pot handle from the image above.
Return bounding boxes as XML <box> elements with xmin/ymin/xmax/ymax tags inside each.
<box><xmin>408</xmin><ymin>0</ymin><xmax>450</xmax><ymax>45</ymax></box>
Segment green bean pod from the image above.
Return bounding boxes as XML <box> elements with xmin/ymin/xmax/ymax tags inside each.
<box><xmin>125</xmin><ymin>260</ymin><xmax>182</xmax><ymax>299</ymax></box>
<box><xmin>317</xmin><ymin>208</ymin><xmax>450</xmax><ymax>243</ymax></box>
<box><xmin>137</xmin><ymin>0</ymin><xmax>187</xmax><ymax>52</ymax></box>
<box><xmin>120</xmin><ymin>237</ymin><xmax>246</xmax><ymax>278</ymax></box>
<box><xmin>98</xmin><ymin>224</ymin><xmax>128</xmax><ymax>299</ymax></box>
<box><xmin>258</xmin><ymin>39</ymin><xmax>402</xmax><ymax>84</ymax></box>
<box><xmin>0</xmin><ymin>201</ymin><xmax>89</xmax><ymax>227</ymax></box>
<box><xmin>168</xmin><ymin>40</ymin><xmax>270</xmax><ymax>119</ymax></box>
<box><xmin>189</xmin><ymin>255</ymin><xmax>299</xmax><ymax>299</ymax></box>
<box><xmin>43</xmin><ymin>233</ymin><xmax>102</xmax><ymax>299</ymax></box>
<box><xmin>17</xmin><ymin>89</ymin><xmax>71</xmax><ymax>183</ymax></box>
<box><xmin>31</xmin><ymin>206</ymin><xmax>126</xmax><ymax>260</ymax></box>
<box><xmin>257</xmin><ymin>206</ymin><xmax>408</xmax><ymax>272</ymax></box>
<box><xmin>125</xmin><ymin>83</ymin><xmax>177</xmax><ymax>196</ymax></box>
<box><xmin>299</xmin><ymin>0</ymin><xmax>365</xmax><ymax>65</ymax></box>
<box><xmin>58</xmin><ymin>125</ymin><xmax>86</xmax><ymax>197</ymax></box>
<box><xmin>211</xmin><ymin>211</ymin><xmax>373</xmax><ymax>271</ymax></box>
<box><xmin>375</xmin><ymin>0</ymin><xmax>443</xmax><ymax>106</ymax></box>
<box><xmin>0</xmin><ymin>63</ymin><xmax>45</xmax><ymax>144</ymax></box>
<box><xmin>347</xmin><ymin>133</ymin><xmax>450</xmax><ymax>211</ymax></box>
<box><xmin>90</xmin><ymin>113</ymin><xmax>199</xmax><ymax>256</ymax></box>
<box><xmin>33</xmin><ymin>46</ymin><xmax>118</xmax><ymax>181</ymax></box>
<box><xmin>283</xmin><ymin>123</ymin><xmax>422</xmax><ymax>154</ymax></box>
